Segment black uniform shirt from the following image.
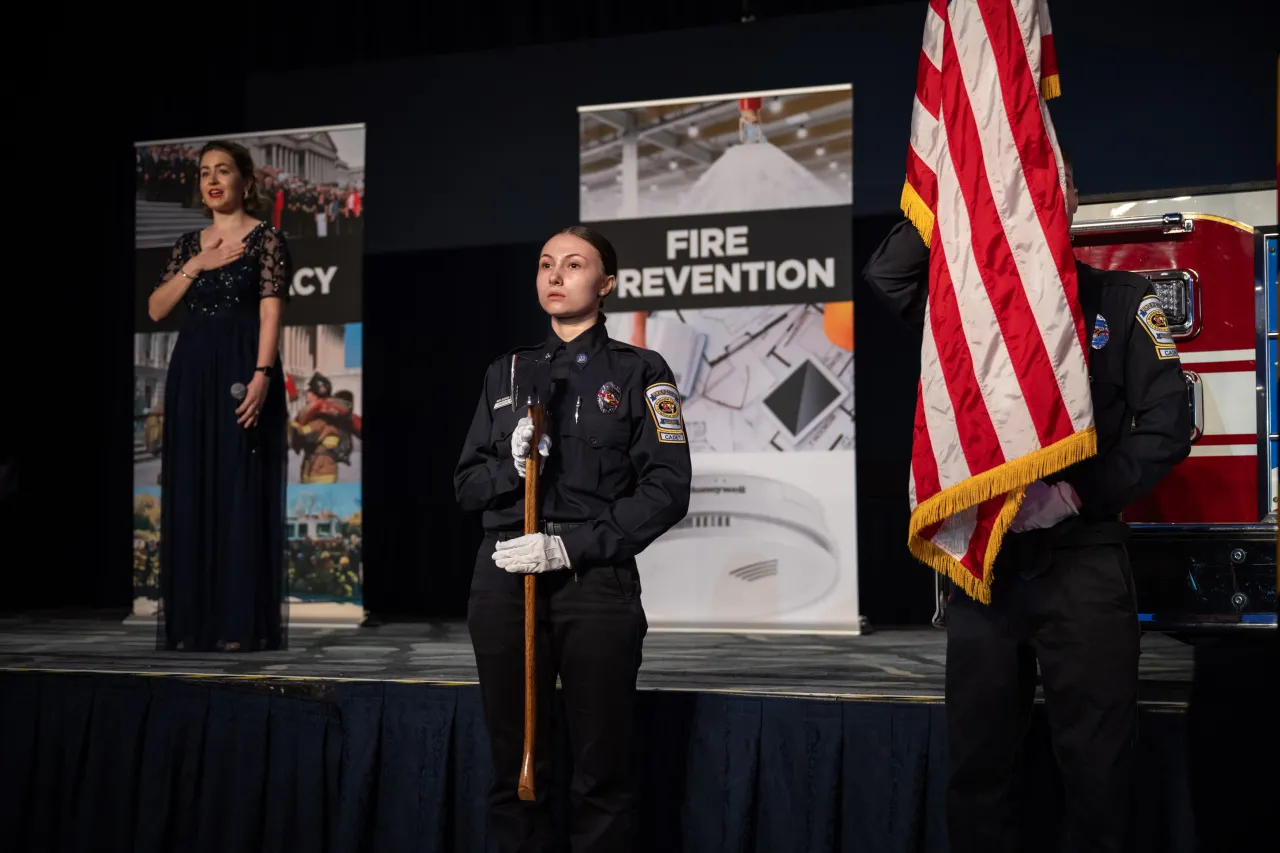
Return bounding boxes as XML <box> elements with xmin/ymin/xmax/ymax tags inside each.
<box><xmin>454</xmin><ymin>321</ymin><xmax>693</xmax><ymax>569</ymax></box>
<box><xmin>863</xmin><ymin>219</ymin><xmax>1191</xmax><ymax>521</ymax></box>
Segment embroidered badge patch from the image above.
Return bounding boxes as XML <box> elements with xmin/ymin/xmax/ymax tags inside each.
<box><xmin>1136</xmin><ymin>295</ymin><xmax>1179</xmax><ymax>361</ymax></box>
<box><xmin>597</xmin><ymin>382</ymin><xmax>622</xmax><ymax>414</ymax></box>
<box><xmin>1091</xmin><ymin>314</ymin><xmax>1109</xmax><ymax>350</ymax></box>
<box><xmin>644</xmin><ymin>382</ymin><xmax>686</xmax><ymax>443</ymax></box>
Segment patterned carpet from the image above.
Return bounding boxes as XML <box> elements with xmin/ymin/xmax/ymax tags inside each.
<box><xmin>0</xmin><ymin>616</ymin><xmax>1199</xmax><ymax>705</ymax></box>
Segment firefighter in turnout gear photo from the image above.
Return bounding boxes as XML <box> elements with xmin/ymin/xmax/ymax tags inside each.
<box><xmin>454</xmin><ymin>225</ymin><xmax>692</xmax><ymax>853</ymax></box>
<box><xmin>288</xmin><ymin>372</ymin><xmax>362</xmax><ymax>484</ymax></box>
<box><xmin>863</xmin><ymin>153</ymin><xmax>1192</xmax><ymax>853</ymax></box>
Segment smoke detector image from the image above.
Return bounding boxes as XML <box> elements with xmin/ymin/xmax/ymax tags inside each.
<box><xmin>637</xmin><ymin>472</ymin><xmax>840</xmax><ymax>625</ymax></box>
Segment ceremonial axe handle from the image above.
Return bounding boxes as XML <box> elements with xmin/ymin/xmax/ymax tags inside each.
<box><xmin>517</xmin><ymin>402</ymin><xmax>544</xmax><ymax>802</ymax></box>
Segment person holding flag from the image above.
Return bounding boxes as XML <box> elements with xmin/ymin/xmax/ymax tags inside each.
<box><xmin>863</xmin><ymin>2</ymin><xmax>1190</xmax><ymax>851</ymax></box>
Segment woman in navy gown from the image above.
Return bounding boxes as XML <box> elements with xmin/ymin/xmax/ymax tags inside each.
<box><xmin>148</xmin><ymin>140</ymin><xmax>291</xmax><ymax>652</ymax></box>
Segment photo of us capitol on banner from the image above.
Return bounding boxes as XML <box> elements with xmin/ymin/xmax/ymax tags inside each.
<box><xmin>578</xmin><ymin>84</ymin><xmax>862</xmax><ymax>633</ymax></box>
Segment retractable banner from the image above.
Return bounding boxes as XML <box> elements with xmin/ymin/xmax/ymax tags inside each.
<box><xmin>579</xmin><ymin>86</ymin><xmax>860</xmax><ymax>632</ymax></box>
<box><xmin>132</xmin><ymin>123</ymin><xmax>366</xmax><ymax>624</ymax></box>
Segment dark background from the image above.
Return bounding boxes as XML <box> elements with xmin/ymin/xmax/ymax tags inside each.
<box><xmin>13</xmin><ymin>0</ymin><xmax>1277</xmax><ymax>626</ymax></box>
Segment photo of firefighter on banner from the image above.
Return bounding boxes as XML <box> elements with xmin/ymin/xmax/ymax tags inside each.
<box><xmin>132</xmin><ymin>123</ymin><xmax>365</xmax><ymax>628</ymax></box>
<box><xmin>579</xmin><ymin>84</ymin><xmax>857</xmax><ymax>632</ymax></box>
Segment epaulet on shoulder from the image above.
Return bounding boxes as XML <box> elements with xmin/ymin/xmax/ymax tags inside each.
<box><xmin>488</xmin><ymin>342</ymin><xmax>542</xmax><ymax>368</ymax></box>
<box><xmin>606</xmin><ymin>338</ymin><xmax>640</xmax><ymax>356</ymax></box>
<box><xmin>1098</xmin><ymin>268</ymin><xmax>1152</xmax><ymax>292</ymax></box>
<box><xmin>607</xmin><ymin>338</ymin><xmax>650</xmax><ymax>360</ymax></box>
<box><xmin>608</xmin><ymin>339</ymin><xmax>669</xmax><ymax>371</ymax></box>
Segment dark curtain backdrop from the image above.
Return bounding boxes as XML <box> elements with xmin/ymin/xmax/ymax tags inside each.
<box><xmin>2</xmin><ymin>671</ymin><xmax>1230</xmax><ymax>853</ymax></box>
<box><xmin>359</xmin><ymin>243</ymin><xmax>548</xmax><ymax>620</ymax></box>
<box><xmin>244</xmin><ymin>0</ymin><xmax>1280</xmax><ymax>255</ymax></box>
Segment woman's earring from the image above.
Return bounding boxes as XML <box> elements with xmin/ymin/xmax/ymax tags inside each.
<box><xmin>243</xmin><ymin>188</ymin><xmax>249</xmax><ymax>199</ymax></box>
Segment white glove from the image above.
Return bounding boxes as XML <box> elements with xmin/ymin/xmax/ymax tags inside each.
<box><xmin>492</xmin><ymin>533</ymin><xmax>571</xmax><ymax>574</ymax></box>
<box><xmin>510</xmin><ymin>416</ymin><xmax>551</xmax><ymax>478</ymax></box>
<box><xmin>1010</xmin><ymin>480</ymin><xmax>1081</xmax><ymax>533</ymax></box>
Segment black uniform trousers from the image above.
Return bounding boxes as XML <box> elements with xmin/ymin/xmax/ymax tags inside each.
<box><xmin>467</xmin><ymin>526</ymin><xmax>648</xmax><ymax>853</ymax></box>
<box><xmin>944</xmin><ymin>523</ymin><xmax>1139</xmax><ymax>853</ymax></box>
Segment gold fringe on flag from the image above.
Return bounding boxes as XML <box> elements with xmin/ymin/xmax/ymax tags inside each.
<box><xmin>1041</xmin><ymin>74</ymin><xmax>1061</xmax><ymax>100</ymax></box>
<box><xmin>900</xmin><ymin>180</ymin><xmax>935</xmax><ymax>248</ymax></box>
<box><xmin>908</xmin><ymin>426</ymin><xmax>1096</xmax><ymax>604</ymax></box>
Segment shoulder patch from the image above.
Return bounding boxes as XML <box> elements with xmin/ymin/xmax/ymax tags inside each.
<box><xmin>1136</xmin><ymin>295</ymin><xmax>1179</xmax><ymax>361</ymax></box>
<box><xmin>643</xmin><ymin>382</ymin><xmax>687</xmax><ymax>444</ymax></box>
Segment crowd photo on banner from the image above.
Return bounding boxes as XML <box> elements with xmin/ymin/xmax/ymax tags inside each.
<box><xmin>132</xmin><ymin>124</ymin><xmax>367</xmax><ymax>625</ymax></box>
<box><xmin>579</xmin><ymin>85</ymin><xmax>859</xmax><ymax>631</ymax></box>
<box><xmin>137</xmin><ymin>142</ymin><xmax>363</xmax><ymax>240</ymax></box>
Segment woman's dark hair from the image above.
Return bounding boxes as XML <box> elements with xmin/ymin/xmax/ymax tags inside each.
<box><xmin>556</xmin><ymin>225</ymin><xmax>618</xmax><ymax>279</ymax></box>
<box><xmin>555</xmin><ymin>225</ymin><xmax>617</xmax><ymax>315</ymax></box>
<box><xmin>196</xmin><ymin>140</ymin><xmax>270</xmax><ymax>218</ymax></box>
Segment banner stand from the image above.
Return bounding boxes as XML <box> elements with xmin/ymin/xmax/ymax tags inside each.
<box><xmin>579</xmin><ymin>86</ymin><xmax>862</xmax><ymax>634</ymax></box>
<box><xmin>131</xmin><ymin>124</ymin><xmax>367</xmax><ymax>631</ymax></box>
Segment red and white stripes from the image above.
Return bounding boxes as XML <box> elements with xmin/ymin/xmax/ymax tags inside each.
<box><xmin>902</xmin><ymin>0</ymin><xmax>1095</xmax><ymax>603</ymax></box>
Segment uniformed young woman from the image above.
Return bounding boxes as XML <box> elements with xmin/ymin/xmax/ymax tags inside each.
<box><xmin>454</xmin><ymin>225</ymin><xmax>693</xmax><ymax>853</ymax></box>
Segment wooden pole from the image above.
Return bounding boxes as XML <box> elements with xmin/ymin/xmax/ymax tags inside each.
<box><xmin>517</xmin><ymin>403</ymin><xmax>544</xmax><ymax>802</ymax></box>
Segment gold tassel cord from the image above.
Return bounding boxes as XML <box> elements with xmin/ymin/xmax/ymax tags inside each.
<box><xmin>1040</xmin><ymin>74</ymin><xmax>1061</xmax><ymax>101</ymax></box>
<box><xmin>908</xmin><ymin>427</ymin><xmax>1097</xmax><ymax>603</ymax></box>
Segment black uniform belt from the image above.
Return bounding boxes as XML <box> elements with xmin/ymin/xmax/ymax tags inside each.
<box><xmin>494</xmin><ymin>521</ymin><xmax>585</xmax><ymax>541</ymax></box>
<box><xmin>1057</xmin><ymin>519</ymin><xmax>1130</xmax><ymax>547</ymax></box>
<box><xmin>1009</xmin><ymin>518</ymin><xmax>1130</xmax><ymax>580</ymax></box>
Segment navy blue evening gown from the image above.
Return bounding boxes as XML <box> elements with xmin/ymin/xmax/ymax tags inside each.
<box><xmin>154</xmin><ymin>222</ymin><xmax>291</xmax><ymax>651</ymax></box>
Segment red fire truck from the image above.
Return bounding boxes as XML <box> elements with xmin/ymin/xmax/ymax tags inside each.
<box><xmin>1069</xmin><ymin>186</ymin><xmax>1277</xmax><ymax>634</ymax></box>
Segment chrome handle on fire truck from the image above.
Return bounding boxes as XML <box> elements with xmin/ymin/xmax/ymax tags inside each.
<box><xmin>1069</xmin><ymin>212</ymin><xmax>1193</xmax><ymax>237</ymax></box>
<box><xmin>1184</xmin><ymin>371</ymin><xmax>1204</xmax><ymax>443</ymax></box>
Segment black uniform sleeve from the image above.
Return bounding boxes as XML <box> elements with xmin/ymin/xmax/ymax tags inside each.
<box><xmin>1068</xmin><ymin>286</ymin><xmax>1191</xmax><ymax>519</ymax></box>
<box><xmin>560</xmin><ymin>357</ymin><xmax>693</xmax><ymax>569</ymax></box>
<box><xmin>453</xmin><ymin>360</ymin><xmax>524</xmax><ymax>513</ymax></box>
<box><xmin>862</xmin><ymin>218</ymin><xmax>931</xmax><ymax>331</ymax></box>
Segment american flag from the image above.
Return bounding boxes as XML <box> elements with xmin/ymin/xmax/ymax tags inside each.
<box><xmin>901</xmin><ymin>0</ymin><xmax>1095</xmax><ymax>603</ymax></box>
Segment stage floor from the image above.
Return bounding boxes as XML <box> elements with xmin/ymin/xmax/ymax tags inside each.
<box><xmin>0</xmin><ymin>617</ymin><xmax>1199</xmax><ymax>706</ymax></box>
